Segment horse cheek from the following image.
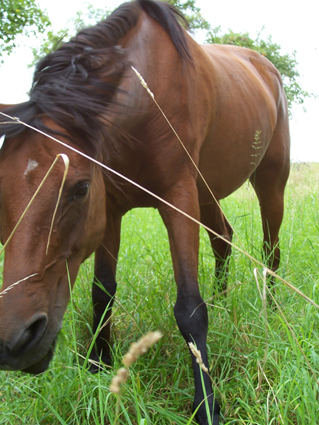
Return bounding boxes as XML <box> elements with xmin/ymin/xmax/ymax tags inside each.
<box><xmin>83</xmin><ymin>177</ymin><xmax>106</xmax><ymax>260</ymax></box>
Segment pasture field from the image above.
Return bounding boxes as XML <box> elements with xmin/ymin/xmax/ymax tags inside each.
<box><xmin>0</xmin><ymin>162</ymin><xmax>319</xmax><ymax>424</ymax></box>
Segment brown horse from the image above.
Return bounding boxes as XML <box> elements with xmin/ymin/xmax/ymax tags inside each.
<box><xmin>0</xmin><ymin>1</ymin><xmax>290</xmax><ymax>423</ymax></box>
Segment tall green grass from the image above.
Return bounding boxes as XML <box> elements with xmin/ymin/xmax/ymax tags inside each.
<box><xmin>0</xmin><ymin>163</ymin><xmax>318</xmax><ymax>424</ymax></box>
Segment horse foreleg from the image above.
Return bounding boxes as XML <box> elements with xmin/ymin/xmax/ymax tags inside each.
<box><xmin>159</xmin><ymin>178</ymin><xmax>219</xmax><ymax>425</ymax></box>
<box><xmin>90</xmin><ymin>211</ymin><xmax>122</xmax><ymax>372</ymax></box>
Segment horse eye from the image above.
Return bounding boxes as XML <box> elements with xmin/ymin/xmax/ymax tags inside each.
<box><xmin>72</xmin><ymin>181</ymin><xmax>90</xmax><ymax>200</ymax></box>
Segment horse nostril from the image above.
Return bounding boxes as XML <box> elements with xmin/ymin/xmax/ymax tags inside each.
<box><xmin>9</xmin><ymin>313</ymin><xmax>48</xmax><ymax>355</ymax></box>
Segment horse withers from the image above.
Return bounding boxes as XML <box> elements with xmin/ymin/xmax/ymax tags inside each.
<box><xmin>0</xmin><ymin>1</ymin><xmax>290</xmax><ymax>424</ymax></box>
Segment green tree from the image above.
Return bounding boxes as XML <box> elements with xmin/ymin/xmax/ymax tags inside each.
<box><xmin>167</xmin><ymin>0</ymin><xmax>210</xmax><ymax>30</ymax></box>
<box><xmin>31</xmin><ymin>5</ymin><xmax>109</xmax><ymax>65</ymax></box>
<box><xmin>31</xmin><ymin>0</ymin><xmax>208</xmax><ymax>64</ymax></box>
<box><xmin>206</xmin><ymin>27</ymin><xmax>308</xmax><ymax>110</ymax></box>
<box><xmin>0</xmin><ymin>0</ymin><xmax>50</xmax><ymax>58</ymax></box>
<box><xmin>30</xmin><ymin>0</ymin><xmax>307</xmax><ymax>110</ymax></box>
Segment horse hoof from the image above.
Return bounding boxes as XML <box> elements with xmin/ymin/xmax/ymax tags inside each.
<box><xmin>213</xmin><ymin>414</ymin><xmax>219</xmax><ymax>425</ymax></box>
<box><xmin>195</xmin><ymin>409</ymin><xmax>220</xmax><ymax>425</ymax></box>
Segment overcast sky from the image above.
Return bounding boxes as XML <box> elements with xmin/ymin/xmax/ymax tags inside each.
<box><xmin>0</xmin><ymin>0</ymin><xmax>318</xmax><ymax>161</ymax></box>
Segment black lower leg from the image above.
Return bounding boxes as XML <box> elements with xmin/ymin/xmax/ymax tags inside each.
<box><xmin>89</xmin><ymin>252</ymin><xmax>118</xmax><ymax>372</ymax></box>
<box><xmin>174</xmin><ymin>292</ymin><xmax>219</xmax><ymax>425</ymax></box>
<box><xmin>91</xmin><ymin>275</ymin><xmax>117</xmax><ymax>365</ymax></box>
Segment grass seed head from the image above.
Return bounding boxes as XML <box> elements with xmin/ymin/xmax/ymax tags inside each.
<box><xmin>188</xmin><ymin>342</ymin><xmax>209</xmax><ymax>374</ymax></box>
<box><xmin>110</xmin><ymin>331</ymin><xmax>162</xmax><ymax>395</ymax></box>
<box><xmin>109</xmin><ymin>367</ymin><xmax>129</xmax><ymax>394</ymax></box>
<box><xmin>122</xmin><ymin>331</ymin><xmax>162</xmax><ymax>367</ymax></box>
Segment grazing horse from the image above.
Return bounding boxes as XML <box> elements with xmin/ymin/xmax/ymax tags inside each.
<box><xmin>0</xmin><ymin>1</ymin><xmax>290</xmax><ymax>423</ymax></box>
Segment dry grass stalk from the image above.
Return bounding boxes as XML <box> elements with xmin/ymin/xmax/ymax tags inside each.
<box><xmin>109</xmin><ymin>331</ymin><xmax>162</xmax><ymax>394</ymax></box>
<box><xmin>265</xmin><ymin>284</ymin><xmax>319</xmax><ymax>387</ymax></box>
<box><xmin>131</xmin><ymin>66</ymin><xmax>155</xmax><ymax>99</ymax></box>
<box><xmin>253</xmin><ymin>267</ymin><xmax>268</xmax><ymax>318</ymax></box>
<box><xmin>0</xmin><ymin>273</ymin><xmax>38</xmax><ymax>298</ymax></box>
<box><xmin>128</xmin><ymin>69</ymin><xmax>319</xmax><ymax>311</ymax></box>
<box><xmin>0</xmin><ymin>154</ymin><xmax>69</xmax><ymax>299</ymax></box>
<box><xmin>253</xmin><ymin>267</ymin><xmax>270</xmax><ymax>392</ymax></box>
<box><xmin>0</xmin><ymin>111</ymin><xmax>318</xmax><ymax>311</ymax></box>
<box><xmin>46</xmin><ymin>154</ymin><xmax>70</xmax><ymax>254</ymax></box>
<box><xmin>0</xmin><ymin>152</ymin><xmax>69</xmax><ymax>259</ymax></box>
<box><xmin>130</xmin><ymin>66</ymin><xmax>240</xmax><ymax>242</ymax></box>
<box><xmin>257</xmin><ymin>360</ymin><xmax>284</xmax><ymax>424</ymax></box>
<box><xmin>188</xmin><ymin>342</ymin><xmax>209</xmax><ymax>374</ymax></box>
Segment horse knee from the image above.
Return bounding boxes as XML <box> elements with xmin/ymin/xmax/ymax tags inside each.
<box><xmin>174</xmin><ymin>294</ymin><xmax>208</xmax><ymax>342</ymax></box>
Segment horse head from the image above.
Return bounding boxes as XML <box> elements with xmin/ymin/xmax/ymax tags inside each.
<box><xmin>0</xmin><ymin>109</ymin><xmax>106</xmax><ymax>373</ymax></box>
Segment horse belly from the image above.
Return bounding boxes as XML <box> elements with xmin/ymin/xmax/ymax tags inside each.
<box><xmin>197</xmin><ymin>128</ymin><xmax>269</xmax><ymax>203</ymax></box>
<box><xmin>196</xmin><ymin>46</ymin><xmax>279</xmax><ymax>203</ymax></box>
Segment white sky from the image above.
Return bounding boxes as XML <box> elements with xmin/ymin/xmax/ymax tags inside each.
<box><xmin>0</xmin><ymin>0</ymin><xmax>318</xmax><ymax>161</ymax></box>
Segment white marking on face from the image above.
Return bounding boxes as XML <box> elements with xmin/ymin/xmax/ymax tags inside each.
<box><xmin>0</xmin><ymin>135</ymin><xmax>5</xmax><ymax>150</ymax></box>
<box><xmin>24</xmin><ymin>159</ymin><xmax>39</xmax><ymax>176</ymax></box>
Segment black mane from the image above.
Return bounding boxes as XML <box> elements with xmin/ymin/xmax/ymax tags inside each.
<box><xmin>0</xmin><ymin>0</ymin><xmax>190</xmax><ymax>156</ymax></box>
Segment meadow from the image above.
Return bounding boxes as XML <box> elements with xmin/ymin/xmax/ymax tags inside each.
<box><xmin>0</xmin><ymin>162</ymin><xmax>318</xmax><ymax>424</ymax></box>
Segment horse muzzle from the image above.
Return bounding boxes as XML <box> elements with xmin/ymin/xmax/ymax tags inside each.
<box><xmin>0</xmin><ymin>312</ymin><xmax>57</xmax><ymax>373</ymax></box>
